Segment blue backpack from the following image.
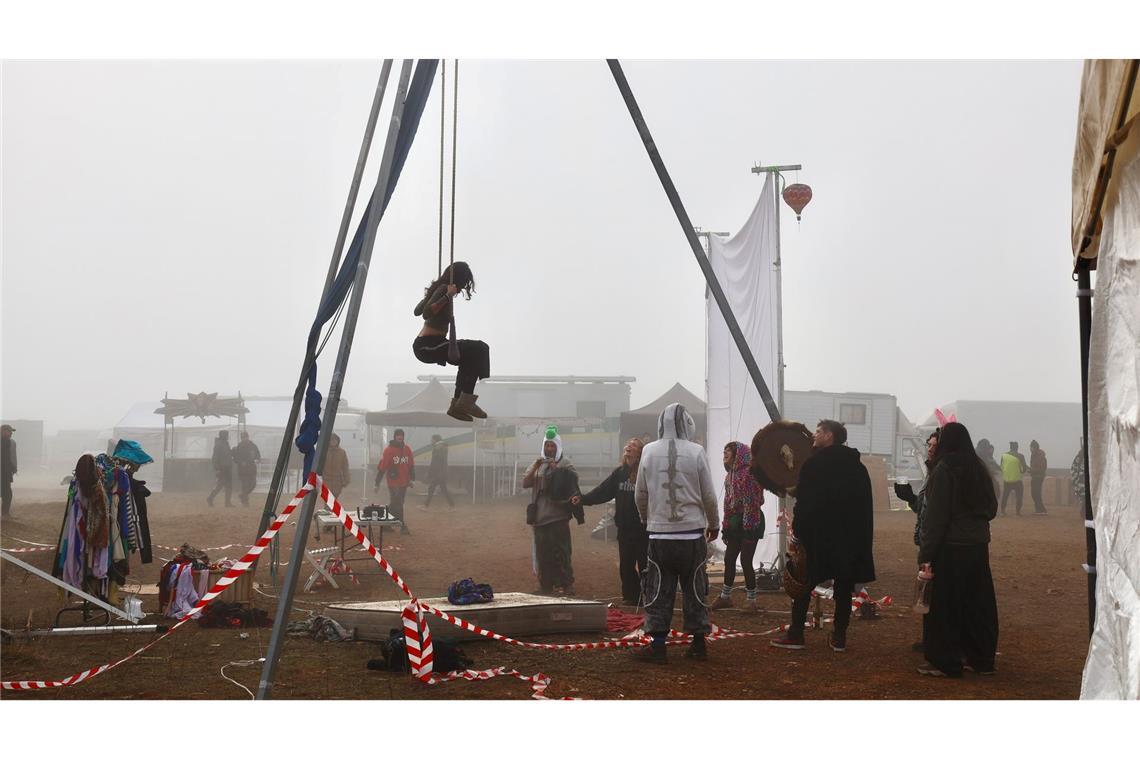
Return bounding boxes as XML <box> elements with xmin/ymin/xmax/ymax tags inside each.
<box><xmin>447</xmin><ymin>578</ymin><xmax>494</xmax><ymax>605</ymax></box>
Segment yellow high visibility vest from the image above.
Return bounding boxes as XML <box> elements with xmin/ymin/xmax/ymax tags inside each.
<box><xmin>1001</xmin><ymin>453</ymin><xmax>1023</xmax><ymax>483</ymax></box>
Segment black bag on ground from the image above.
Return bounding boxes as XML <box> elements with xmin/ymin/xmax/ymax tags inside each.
<box><xmin>367</xmin><ymin>628</ymin><xmax>474</xmax><ymax>673</ymax></box>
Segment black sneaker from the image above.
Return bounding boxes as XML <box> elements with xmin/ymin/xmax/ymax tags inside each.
<box><xmin>684</xmin><ymin>638</ymin><xmax>708</xmax><ymax>661</ymax></box>
<box><xmin>634</xmin><ymin>643</ymin><xmax>667</xmax><ymax>665</ymax></box>
<box><xmin>829</xmin><ymin>633</ymin><xmax>847</xmax><ymax>653</ymax></box>
<box><xmin>964</xmin><ymin>664</ymin><xmax>996</xmax><ymax>675</ymax></box>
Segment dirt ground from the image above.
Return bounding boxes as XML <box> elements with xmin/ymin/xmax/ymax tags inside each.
<box><xmin>1</xmin><ymin>480</ymin><xmax>1090</xmax><ymax>700</ymax></box>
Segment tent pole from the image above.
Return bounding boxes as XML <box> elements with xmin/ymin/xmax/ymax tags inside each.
<box><xmin>607</xmin><ymin>60</ymin><xmax>780</xmax><ymax>422</ymax></box>
<box><xmin>254</xmin><ymin>61</ymin><xmax>395</xmax><ymax>577</ymax></box>
<box><xmin>257</xmin><ymin>60</ymin><xmax>415</xmax><ymax>700</ymax></box>
<box><xmin>1077</xmin><ymin>262</ymin><xmax>1096</xmax><ymax>637</ymax></box>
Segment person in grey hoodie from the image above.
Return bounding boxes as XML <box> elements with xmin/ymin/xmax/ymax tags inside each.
<box><xmin>634</xmin><ymin>403</ymin><xmax>720</xmax><ymax>663</ymax></box>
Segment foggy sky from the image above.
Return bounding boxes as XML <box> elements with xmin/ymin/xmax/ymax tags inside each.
<box><xmin>1</xmin><ymin>60</ymin><xmax>1084</xmax><ymax>434</ymax></box>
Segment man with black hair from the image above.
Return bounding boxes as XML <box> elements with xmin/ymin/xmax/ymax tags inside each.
<box><xmin>999</xmin><ymin>441</ymin><xmax>1028</xmax><ymax>516</ymax></box>
<box><xmin>771</xmin><ymin>419</ymin><xmax>875</xmax><ymax>653</ymax></box>
<box><xmin>377</xmin><ymin>429</ymin><xmax>415</xmax><ymax>534</ymax></box>
<box><xmin>233</xmin><ymin>431</ymin><xmax>261</xmax><ymax>506</ymax></box>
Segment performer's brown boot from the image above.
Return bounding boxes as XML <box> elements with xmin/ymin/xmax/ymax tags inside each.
<box><xmin>446</xmin><ymin>397</ymin><xmax>473</xmax><ymax>422</ymax></box>
<box><xmin>457</xmin><ymin>392</ymin><xmax>487</xmax><ymax>419</ymax></box>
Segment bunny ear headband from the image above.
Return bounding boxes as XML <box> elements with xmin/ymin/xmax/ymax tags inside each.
<box><xmin>933</xmin><ymin>408</ymin><xmax>957</xmax><ymax>427</ymax></box>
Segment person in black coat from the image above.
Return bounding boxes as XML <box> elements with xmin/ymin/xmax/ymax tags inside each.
<box><xmin>917</xmin><ymin>421</ymin><xmax>999</xmax><ymax>678</ymax></box>
<box><xmin>572</xmin><ymin>438</ymin><xmax>647</xmax><ymax>605</ymax></box>
<box><xmin>771</xmin><ymin>419</ymin><xmax>875</xmax><ymax>653</ymax></box>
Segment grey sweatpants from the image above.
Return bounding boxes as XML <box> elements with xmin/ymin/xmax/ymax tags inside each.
<box><xmin>644</xmin><ymin>537</ymin><xmax>711</xmax><ymax>636</ymax></box>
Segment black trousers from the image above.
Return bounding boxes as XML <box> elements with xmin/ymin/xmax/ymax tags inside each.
<box><xmin>790</xmin><ymin>577</ymin><xmax>854</xmax><ymax>638</ymax></box>
<box><xmin>1030</xmin><ymin>476</ymin><xmax>1047</xmax><ymax>513</ymax></box>
<box><xmin>534</xmin><ymin>520</ymin><xmax>574</xmax><ymax>591</ymax></box>
<box><xmin>209</xmin><ymin>467</ymin><xmax>233</xmax><ymax>505</ymax></box>
<box><xmin>388</xmin><ymin>485</ymin><xmax>408</xmax><ymax>523</ymax></box>
<box><xmin>722</xmin><ymin>534</ymin><xmax>759</xmax><ymax>590</ymax></box>
<box><xmin>412</xmin><ymin>336</ymin><xmax>490</xmax><ymax>397</ymax></box>
<box><xmin>425</xmin><ymin>479</ymin><xmax>454</xmax><ymax>507</ymax></box>
<box><xmin>1001</xmin><ymin>481</ymin><xmax>1023</xmax><ymax>514</ymax></box>
<box><xmin>644</xmin><ymin>537</ymin><xmax>711</xmax><ymax>636</ymax></box>
<box><xmin>617</xmin><ymin>530</ymin><xmax>649</xmax><ymax>603</ymax></box>
<box><xmin>1</xmin><ymin>479</ymin><xmax>11</xmax><ymax>516</ymax></box>
<box><xmin>924</xmin><ymin>543</ymin><xmax>998</xmax><ymax>676</ymax></box>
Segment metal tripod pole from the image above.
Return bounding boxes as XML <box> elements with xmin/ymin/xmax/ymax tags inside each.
<box><xmin>257</xmin><ymin>60</ymin><xmax>414</xmax><ymax>700</ymax></box>
<box><xmin>608</xmin><ymin>59</ymin><xmax>780</xmax><ymax>422</ymax></box>
<box><xmin>255</xmin><ymin>61</ymin><xmax>394</xmax><ymax>579</ymax></box>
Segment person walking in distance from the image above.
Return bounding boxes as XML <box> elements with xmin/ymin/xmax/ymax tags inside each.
<box><xmin>232</xmin><ymin>431</ymin><xmax>262</xmax><ymax>507</ymax></box>
<box><xmin>711</xmin><ymin>441</ymin><xmax>766</xmax><ymax>612</ymax></box>
<box><xmin>1</xmin><ymin>424</ymin><xmax>17</xmax><ymax>519</ymax></box>
<box><xmin>324</xmin><ymin>433</ymin><xmax>352</xmax><ymax>501</ymax></box>
<box><xmin>423</xmin><ymin>434</ymin><xmax>455</xmax><ymax>509</ymax></box>
<box><xmin>999</xmin><ymin>441</ymin><xmax>1028</xmax><ymax>516</ymax></box>
<box><xmin>633</xmin><ymin>403</ymin><xmax>720</xmax><ymax>664</ymax></box>
<box><xmin>771</xmin><ymin>420</ymin><xmax>875</xmax><ymax>654</ymax></box>
<box><xmin>376</xmin><ymin>429</ymin><xmax>415</xmax><ymax>535</ymax></box>
<box><xmin>207</xmin><ymin>431</ymin><xmax>235</xmax><ymax>508</ymax></box>
<box><xmin>572</xmin><ymin>438</ymin><xmax>647</xmax><ymax>605</ymax></box>
<box><xmin>1029</xmin><ymin>440</ymin><xmax>1048</xmax><ymax>515</ymax></box>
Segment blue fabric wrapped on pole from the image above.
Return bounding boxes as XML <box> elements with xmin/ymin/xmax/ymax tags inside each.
<box><xmin>295</xmin><ymin>60</ymin><xmax>439</xmax><ymax>477</ymax></box>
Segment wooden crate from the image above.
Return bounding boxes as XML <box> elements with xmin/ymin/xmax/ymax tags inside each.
<box><xmin>205</xmin><ymin>569</ymin><xmax>253</xmax><ymax>604</ymax></box>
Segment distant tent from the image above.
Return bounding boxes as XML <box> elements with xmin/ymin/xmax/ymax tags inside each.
<box><xmin>364</xmin><ymin>378</ymin><xmax>473</xmax><ymax>429</ymax></box>
<box><xmin>619</xmin><ymin>383</ymin><xmax>707</xmax><ymax>444</ymax></box>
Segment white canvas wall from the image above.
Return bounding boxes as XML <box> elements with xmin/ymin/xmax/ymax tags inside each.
<box><xmin>1080</xmin><ymin>133</ymin><xmax>1140</xmax><ymax>700</ymax></box>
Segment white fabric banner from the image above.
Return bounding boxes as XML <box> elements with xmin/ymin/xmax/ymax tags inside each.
<box><xmin>705</xmin><ymin>174</ymin><xmax>782</xmax><ymax>566</ymax></box>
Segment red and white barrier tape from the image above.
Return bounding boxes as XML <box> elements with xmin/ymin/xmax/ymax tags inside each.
<box><xmin>1</xmin><ymin>478</ymin><xmax>317</xmax><ymax>691</ymax></box>
<box><xmin>3</xmin><ymin>473</ymin><xmax>883</xmax><ymax>697</ymax></box>
<box><xmin>314</xmin><ymin>479</ymin><xmax>837</xmax><ymax>699</ymax></box>
<box><xmin>809</xmin><ymin>585</ymin><xmax>893</xmax><ymax>611</ymax></box>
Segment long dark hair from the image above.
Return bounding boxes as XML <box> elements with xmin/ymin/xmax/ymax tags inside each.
<box><xmin>425</xmin><ymin>261</ymin><xmax>475</xmax><ymax>300</ymax></box>
<box><xmin>932</xmin><ymin>422</ymin><xmax>992</xmax><ymax>491</ymax></box>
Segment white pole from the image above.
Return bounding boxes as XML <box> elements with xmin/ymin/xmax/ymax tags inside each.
<box><xmin>472</xmin><ymin>427</ymin><xmax>477</xmax><ymax>505</ymax></box>
<box><xmin>773</xmin><ymin>172</ymin><xmax>788</xmax><ymax>574</ymax></box>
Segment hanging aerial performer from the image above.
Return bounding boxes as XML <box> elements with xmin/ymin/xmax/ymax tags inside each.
<box><xmin>412</xmin><ymin>59</ymin><xmax>490</xmax><ymax>422</ymax></box>
<box><xmin>412</xmin><ymin>262</ymin><xmax>490</xmax><ymax>421</ymax></box>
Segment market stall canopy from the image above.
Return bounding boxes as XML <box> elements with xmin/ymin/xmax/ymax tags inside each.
<box><xmin>365</xmin><ymin>379</ymin><xmax>474</xmax><ymax>428</ymax></box>
<box><xmin>1071</xmin><ymin>59</ymin><xmax>1139</xmax><ymax>267</ymax></box>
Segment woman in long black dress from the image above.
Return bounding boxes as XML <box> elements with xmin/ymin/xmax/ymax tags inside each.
<box><xmin>917</xmin><ymin>421</ymin><xmax>999</xmax><ymax>677</ymax></box>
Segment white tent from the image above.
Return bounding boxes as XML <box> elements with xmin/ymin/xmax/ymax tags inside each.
<box><xmin>1071</xmin><ymin>59</ymin><xmax>1139</xmax><ymax>700</ymax></box>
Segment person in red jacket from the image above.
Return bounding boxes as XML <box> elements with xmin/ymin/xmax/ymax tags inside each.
<box><xmin>376</xmin><ymin>429</ymin><xmax>415</xmax><ymax>535</ymax></box>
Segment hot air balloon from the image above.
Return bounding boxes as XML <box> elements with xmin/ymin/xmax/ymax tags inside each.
<box><xmin>782</xmin><ymin>183</ymin><xmax>813</xmax><ymax>221</ymax></box>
